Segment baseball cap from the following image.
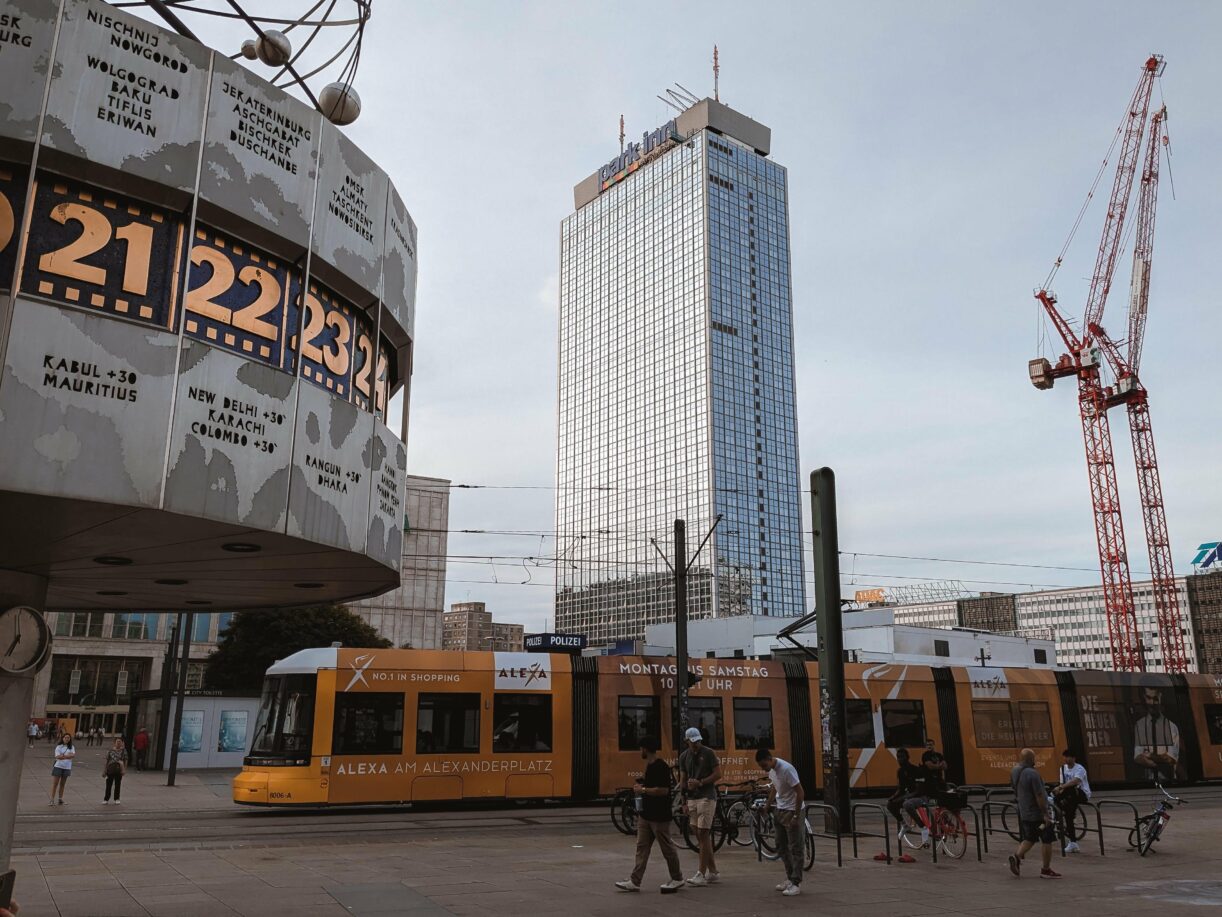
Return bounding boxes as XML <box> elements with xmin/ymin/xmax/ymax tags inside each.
<box><xmin>684</xmin><ymin>727</ymin><xmax>703</xmax><ymax>743</ymax></box>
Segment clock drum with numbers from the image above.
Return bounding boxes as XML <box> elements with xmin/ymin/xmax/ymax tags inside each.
<box><xmin>0</xmin><ymin>0</ymin><xmax>412</xmax><ymax>611</ymax></box>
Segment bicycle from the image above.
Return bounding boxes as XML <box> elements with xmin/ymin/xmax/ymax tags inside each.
<box><xmin>1129</xmin><ymin>782</ymin><xmax>1187</xmax><ymax>854</ymax></box>
<box><xmin>752</xmin><ymin>800</ymin><xmax>816</xmax><ymax>869</ymax></box>
<box><xmin>898</xmin><ymin>787</ymin><xmax>970</xmax><ymax>859</ymax></box>
<box><xmin>998</xmin><ymin>785</ymin><xmax>1085</xmax><ymax>845</ymax></box>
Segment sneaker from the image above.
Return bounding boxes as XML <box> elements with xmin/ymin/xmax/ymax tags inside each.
<box><xmin>687</xmin><ymin>873</ymin><xmax>707</xmax><ymax>887</ymax></box>
<box><xmin>102</xmin><ymin>800</ymin><xmax>109</xmax><ymax>805</ymax></box>
<box><xmin>783</xmin><ymin>884</ymin><xmax>801</xmax><ymax>897</ymax></box>
<box><xmin>113</xmin><ymin>800</ymin><xmax>120</xmax><ymax>806</ymax></box>
<box><xmin>1008</xmin><ymin>854</ymin><xmax>1021</xmax><ymax>877</ymax></box>
<box><xmin>1040</xmin><ymin>868</ymin><xmax>1062</xmax><ymax>879</ymax></box>
<box><xmin>57</xmin><ymin>798</ymin><xmax>64</xmax><ymax>805</ymax></box>
<box><xmin>1065</xmin><ymin>841</ymin><xmax>1080</xmax><ymax>854</ymax></box>
<box><xmin>614</xmin><ymin>880</ymin><xmax>640</xmax><ymax>892</ymax></box>
<box><xmin>776</xmin><ymin>881</ymin><xmax>791</xmax><ymax>891</ymax></box>
<box><xmin>705</xmin><ymin>872</ymin><xmax>720</xmax><ymax>885</ymax></box>
<box><xmin>660</xmin><ymin>879</ymin><xmax>684</xmax><ymax>894</ymax></box>
<box><xmin>47</xmin><ymin>799</ymin><xmax>55</xmax><ymax>806</ymax></box>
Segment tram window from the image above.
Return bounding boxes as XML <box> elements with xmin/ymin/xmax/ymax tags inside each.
<box><xmin>417</xmin><ymin>693</ymin><xmax>480</xmax><ymax>754</ymax></box>
<box><xmin>1205</xmin><ymin>705</ymin><xmax>1222</xmax><ymax>744</ymax></box>
<box><xmin>845</xmin><ymin>698</ymin><xmax>876</xmax><ymax>748</ymax></box>
<box><xmin>732</xmin><ymin>698</ymin><xmax>774</xmax><ymax>749</ymax></box>
<box><xmin>618</xmin><ymin>696</ymin><xmax>660</xmax><ymax>751</ymax></box>
<box><xmin>1017</xmin><ymin>702</ymin><xmax>1053</xmax><ymax>746</ymax></box>
<box><xmin>671</xmin><ymin>697</ymin><xmax>725</xmax><ymax>749</ymax></box>
<box><xmin>249</xmin><ymin>674</ymin><xmax>315</xmax><ymax>757</ymax></box>
<box><xmin>881</xmin><ymin>699</ymin><xmax>926</xmax><ymax>748</ymax></box>
<box><xmin>493</xmin><ymin>694</ymin><xmax>553</xmax><ymax>752</ymax></box>
<box><xmin>333</xmin><ymin>692</ymin><xmax>404</xmax><ymax>756</ymax></box>
<box><xmin>972</xmin><ymin>701</ymin><xmax>1018</xmax><ymax>748</ymax></box>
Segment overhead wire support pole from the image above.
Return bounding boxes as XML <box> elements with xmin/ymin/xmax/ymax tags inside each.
<box><xmin>665</xmin><ymin>515</ymin><xmax>722</xmax><ymax>736</ymax></box>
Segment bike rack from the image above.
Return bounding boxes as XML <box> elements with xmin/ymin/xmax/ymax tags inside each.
<box><xmin>979</xmin><ymin>800</ymin><xmax>1016</xmax><ymax>854</ymax></box>
<box><xmin>957</xmin><ymin>803</ymin><xmax>985</xmax><ymax>863</ymax></box>
<box><xmin>849</xmin><ymin>802</ymin><xmax>892</xmax><ymax>865</ymax></box>
<box><xmin>803</xmin><ymin>802</ymin><xmax>844</xmax><ymax>868</ymax></box>
<box><xmin>1096</xmin><ymin>799</ymin><xmax>1147</xmax><ymax>857</ymax></box>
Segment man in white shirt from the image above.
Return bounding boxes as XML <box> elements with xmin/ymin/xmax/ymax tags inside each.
<box><xmin>756</xmin><ymin>747</ymin><xmax>804</xmax><ymax>897</ymax></box>
<box><xmin>1133</xmin><ymin>685</ymin><xmax>1180</xmax><ymax>782</ymax></box>
<box><xmin>1053</xmin><ymin>749</ymin><xmax>1091</xmax><ymax>853</ymax></box>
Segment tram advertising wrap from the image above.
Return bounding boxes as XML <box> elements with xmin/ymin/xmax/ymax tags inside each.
<box><xmin>234</xmin><ymin>649</ymin><xmax>1222</xmax><ymax>808</ymax></box>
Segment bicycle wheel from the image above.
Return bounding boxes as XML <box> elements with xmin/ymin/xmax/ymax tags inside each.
<box><xmin>680</xmin><ymin>806</ymin><xmax>726</xmax><ymax>852</ymax></box>
<box><xmin>725</xmin><ymin>800</ymin><xmax>753</xmax><ymax>846</ymax></box>
<box><xmin>611</xmin><ymin>790</ymin><xmax>636</xmax><ymax>836</ymax></box>
<box><xmin>804</xmin><ymin>829</ymin><xmax>816</xmax><ymax>870</ymax></box>
<box><xmin>937</xmin><ymin>810</ymin><xmax>967</xmax><ymax>860</ymax></box>
<box><xmin>1129</xmin><ymin>816</ymin><xmax>1156</xmax><ymax>853</ymax></box>
<box><xmin>898</xmin><ymin>822</ymin><xmax>925</xmax><ymax>850</ymax></box>
<box><xmin>753</xmin><ymin>810</ymin><xmax>779</xmax><ymax>859</ymax></box>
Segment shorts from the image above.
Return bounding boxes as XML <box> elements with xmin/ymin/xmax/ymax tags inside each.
<box><xmin>51</xmin><ymin>766</ymin><xmax>71</xmax><ymax>779</ymax></box>
<box><xmin>688</xmin><ymin>797</ymin><xmax>716</xmax><ymax>830</ymax></box>
<box><xmin>1019</xmin><ymin>819</ymin><xmax>1056</xmax><ymax>845</ymax></box>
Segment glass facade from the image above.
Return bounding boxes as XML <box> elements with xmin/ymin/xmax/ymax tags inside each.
<box><xmin>556</xmin><ymin>122</ymin><xmax>805</xmax><ymax>644</ymax></box>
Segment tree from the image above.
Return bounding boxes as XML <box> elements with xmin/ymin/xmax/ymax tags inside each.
<box><xmin>205</xmin><ymin>605</ymin><xmax>390</xmax><ymax>690</ymax></box>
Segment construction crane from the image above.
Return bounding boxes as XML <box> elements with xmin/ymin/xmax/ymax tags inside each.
<box><xmin>1089</xmin><ymin>106</ymin><xmax>1189</xmax><ymax>673</ymax></box>
<box><xmin>1028</xmin><ymin>54</ymin><xmax>1165</xmax><ymax>672</ymax></box>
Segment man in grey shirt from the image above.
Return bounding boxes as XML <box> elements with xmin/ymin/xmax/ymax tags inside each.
<box><xmin>1007</xmin><ymin>747</ymin><xmax>1061</xmax><ymax>879</ymax></box>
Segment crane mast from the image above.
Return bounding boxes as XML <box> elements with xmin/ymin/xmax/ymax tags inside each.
<box><xmin>1092</xmin><ymin>107</ymin><xmax>1188</xmax><ymax>673</ymax></box>
<box><xmin>1029</xmin><ymin>54</ymin><xmax>1165</xmax><ymax>673</ymax></box>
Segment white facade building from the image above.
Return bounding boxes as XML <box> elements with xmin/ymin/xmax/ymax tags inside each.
<box><xmin>885</xmin><ymin>577</ymin><xmax>1198</xmax><ymax>673</ymax></box>
<box><xmin>645</xmin><ymin>609</ymin><xmax>1056</xmax><ymax>668</ymax></box>
<box><xmin>1013</xmin><ymin>579</ymin><xmax>1195</xmax><ymax>672</ymax></box>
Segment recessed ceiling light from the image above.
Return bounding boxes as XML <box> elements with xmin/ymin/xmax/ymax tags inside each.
<box><xmin>93</xmin><ymin>556</ymin><xmax>132</xmax><ymax>566</ymax></box>
<box><xmin>294</xmin><ymin>582</ymin><xmax>325</xmax><ymax>589</ymax></box>
<box><xmin>97</xmin><ymin>590</ymin><xmax>128</xmax><ymax>596</ymax></box>
<box><xmin>154</xmin><ymin>579</ymin><xmax>189</xmax><ymax>586</ymax></box>
<box><xmin>186</xmin><ymin>600</ymin><xmax>212</xmax><ymax>606</ymax></box>
<box><xmin>221</xmin><ymin>542</ymin><xmax>261</xmax><ymax>553</ymax></box>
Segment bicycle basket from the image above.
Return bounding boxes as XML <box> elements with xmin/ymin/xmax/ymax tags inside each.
<box><xmin>937</xmin><ymin>789</ymin><xmax>968</xmax><ymax>813</ymax></box>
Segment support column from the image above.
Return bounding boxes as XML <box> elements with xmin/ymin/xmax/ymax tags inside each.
<box><xmin>0</xmin><ymin>570</ymin><xmax>50</xmax><ymax>875</ymax></box>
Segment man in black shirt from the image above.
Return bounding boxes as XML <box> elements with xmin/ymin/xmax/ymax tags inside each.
<box><xmin>616</xmin><ymin>737</ymin><xmax>686</xmax><ymax>894</ymax></box>
<box><xmin>921</xmin><ymin>739</ymin><xmax>948</xmax><ymax>776</ymax></box>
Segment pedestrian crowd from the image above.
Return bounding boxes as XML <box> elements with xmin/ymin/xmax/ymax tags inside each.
<box><xmin>618</xmin><ymin>731</ymin><xmax>1093</xmax><ymax>894</ymax></box>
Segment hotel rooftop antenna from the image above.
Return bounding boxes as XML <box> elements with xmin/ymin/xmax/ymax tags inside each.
<box><xmin>619</xmin><ymin>114</ymin><xmax>625</xmax><ymax>154</ymax></box>
<box><xmin>714</xmin><ymin>44</ymin><xmax>720</xmax><ymax>101</ymax></box>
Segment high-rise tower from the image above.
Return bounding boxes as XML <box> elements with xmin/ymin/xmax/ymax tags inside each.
<box><xmin>556</xmin><ymin>99</ymin><xmax>805</xmax><ymax>644</ymax></box>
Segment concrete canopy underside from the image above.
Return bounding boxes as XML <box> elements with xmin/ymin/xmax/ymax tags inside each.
<box><xmin>0</xmin><ymin>490</ymin><xmax>399</xmax><ymax>610</ymax></box>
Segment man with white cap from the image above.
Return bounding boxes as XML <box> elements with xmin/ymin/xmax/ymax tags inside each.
<box><xmin>679</xmin><ymin>725</ymin><xmax>722</xmax><ymax>885</ymax></box>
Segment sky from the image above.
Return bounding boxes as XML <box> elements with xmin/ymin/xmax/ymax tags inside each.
<box><xmin>154</xmin><ymin>2</ymin><xmax>1222</xmax><ymax>633</ymax></box>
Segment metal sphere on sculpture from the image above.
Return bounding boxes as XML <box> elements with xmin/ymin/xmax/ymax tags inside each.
<box><xmin>240</xmin><ymin>38</ymin><xmax>258</xmax><ymax>60</ymax></box>
<box><xmin>255</xmin><ymin>30</ymin><xmax>292</xmax><ymax>67</ymax></box>
<box><xmin>320</xmin><ymin>82</ymin><xmax>362</xmax><ymax>126</ymax></box>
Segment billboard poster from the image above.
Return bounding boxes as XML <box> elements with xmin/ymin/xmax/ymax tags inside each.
<box><xmin>179</xmin><ymin>709</ymin><xmax>204</xmax><ymax>754</ymax></box>
<box><xmin>217</xmin><ymin>709</ymin><xmax>248</xmax><ymax>753</ymax></box>
<box><xmin>1072</xmin><ymin>671</ymin><xmax>1188</xmax><ymax>784</ymax></box>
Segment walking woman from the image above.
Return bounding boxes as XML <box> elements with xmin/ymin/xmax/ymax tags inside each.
<box><xmin>49</xmin><ymin>733</ymin><xmax>75</xmax><ymax>805</ymax></box>
<box><xmin>103</xmin><ymin>736</ymin><xmax>128</xmax><ymax>805</ymax></box>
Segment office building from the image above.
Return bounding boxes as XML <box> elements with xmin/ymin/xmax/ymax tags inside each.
<box><xmin>557</xmin><ymin>98</ymin><xmax>805</xmax><ymax>644</ymax></box>
<box><xmin>1186</xmin><ymin>572</ymin><xmax>1222</xmax><ymax>675</ymax></box>
<box><xmin>887</xmin><ymin>578</ymin><xmax>1199</xmax><ymax>673</ymax></box>
<box><xmin>443</xmin><ymin>602</ymin><xmax>524</xmax><ymax>652</ymax></box>
<box><xmin>348</xmin><ymin>474</ymin><xmax>450</xmax><ymax>649</ymax></box>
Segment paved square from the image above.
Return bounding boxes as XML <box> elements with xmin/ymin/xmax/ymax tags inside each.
<box><xmin>11</xmin><ymin>745</ymin><xmax>1222</xmax><ymax>915</ymax></box>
